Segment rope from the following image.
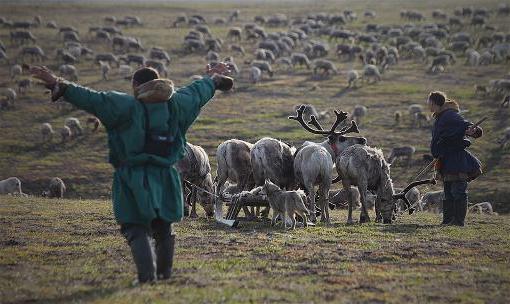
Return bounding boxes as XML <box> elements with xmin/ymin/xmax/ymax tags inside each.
<box><xmin>183</xmin><ymin>179</ymin><xmax>224</xmax><ymax>200</ymax></box>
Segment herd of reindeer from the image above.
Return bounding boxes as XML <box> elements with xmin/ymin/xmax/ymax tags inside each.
<box><xmin>0</xmin><ymin>3</ymin><xmax>508</xmax><ymax>227</ymax></box>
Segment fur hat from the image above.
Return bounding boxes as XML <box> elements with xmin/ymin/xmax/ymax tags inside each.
<box><xmin>134</xmin><ymin>79</ymin><xmax>174</xmax><ymax>103</ymax></box>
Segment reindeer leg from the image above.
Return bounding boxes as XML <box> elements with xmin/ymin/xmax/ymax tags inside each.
<box><xmin>343</xmin><ymin>181</ymin><xmax>354</xmax><ymax>225</ymax></box>
<box><xmin>358</xmin><ymin>183</ymin><xmax>371</xmax><ymax>223</ymax></box>
<box><xmin>308</xmin><ymin>184</ymin><xmax>317</xmax><ymax>223</ymax></box>
<box><xmin>190</xmin><ymin>187</ymin><xmax>198</xmax><ymax>218</ymax></box>
<box><xmin>319</xmin><ymin>185</ymin><xmax>330</xmax><ymax>224</ymax></box>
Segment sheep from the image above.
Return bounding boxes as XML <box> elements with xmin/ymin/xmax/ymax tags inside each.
<box><xmin>249</xmin><ymin>66</ymin><xmax>262</xmax><ymax>84</ymax></box>
<box><xmin>60</xmin><ymin>126</ymin><xmax>72</xmax><ymax>143</ymax></box>
<box><xmin>145</xmin><ymin>60</ymin><xmax>167</xmax><ymax>78</ymax></box>
<box><xmin>86</xmin><ymin>117</ymin><xmax>100</xmax><ymax>132</ymax></box>
<box><xmin>3</xmin><ymin>88</ymin><xmax>17</xmax><ymax>107</ymax></box>
<box><xmin>230</xmin><ymin>44</ymin><xmax>245</xmax><ymax>56</ymax></box>
<box><xmin>42</xmin><ymin>177</ymin><xmax>66</xmax><ymax>199</ymax></box>
<box><xmin>251</xmin><ymin>60</ymin><xmax>274</xmax><ymax>77</ymax></box>
<box><xmin>313</xmin><ymin>59</ymin><xmax>337</xmax><ymax>76</ymax></box>
<box><xmin>10</xmin><ymin>64</ymin><xmax>22</xmax><ymax>80</ymax></box>
<box><xmin>65</xmin><ymin>117</ymin><xmax>83</xmax><ymax>137</ymax></box>
<box><xmin>261</xmin><ymin>179</ymin><xmax>309</xmax><ymax>229</ymax></box>
<box><xmin>99</xmin><ymin>61</ymin><xmax>111</xmax><ymax>80</ymax></box>
<box><xmin>58</xmin><ymin>64</ymin><xmax>78</xmax><ymax>81</ymax></box>
<box><xmin>176</xmin><ymin>143</ymin><xmax>214</xmax><ymax>218</ymax></box>
<box><xmin>148</xmin><ymin>48</ymin><xmax>170</xmax><ymax>65</ymax></box>
<box><xmin>215</xmin><ymin>139</ymin><xmax>255</xmax><ymax>221</ymax></box>
<box><xmin>19</xmin><ymin>46</ymin><xmax>46</xmax><ymax>61</ymax></box>
<box><xmin>0</xmin><ymin>177</ymin><xmax>25</xmax><ymax>196</ymax></box>
<box><xmin>351</xmin><ymin>105</ymin><xmax>367</xmax><ymax>125</ymax></box>
<box><xmin>388</xmin><ymin>146</ymin><xmax>416</xmax><ymax>166</ymax></box>
<box><xmin>336</xmin><ymin>144</ymin><xmax>433</xmax><ymax>224</ymax></box>
<box><xmin>227</xmin><ymin>27</ymin><xmax>242</xmax><ymax>41</ymax></box>
<box><xmin>94</xmin><ymin>53</ymin><xmax>119</xmax><ymax>67</ymax></box>
<box><xmin>465</xmin><ymin>49</ymin><xmax>480</xmax><ymax>66</ymax></box>
<box><xmin>291</xmin><ymin>53</ymin><xmax>311</xmax><ymax>70</ymax></box>
<box><xmin>117</xmin><ymin>64</ymin><xmax>133</xmax><ymax>78</ymax></box>
<box><xmin>41</xmin><ymin>123</ymin><xmax>54</xmax><ymax>143</ymax></box>
<box><xmin>10</xmin><ymin>30</ymin><xmax>36</xmax><ymax>44</ymax></box>
<box><xmin>362</xmin><ymin>64</ymin><xmax>381</xmax><ymax>83</ymax></box>
<box><xmin>497</xmin><ymin>127</ymin><xmax>510</xmax><ymax>148</ymax></box>
<box><xmin>290</xmin><ymin>106</ymin><xmax>366</xmax><ymax>223</ymax></box>
<box><xmin>421</xmin><ymin>190</ymin><xmax>444</xmax><ymax>213</ymax></box>
<box><xmin>17</xmin><ymin>79</ymin><xmax>31</xmax><ymax>94</ymax></box>
<box><xmin>469</xmin><ymin>202</ymin><xmax>497</xmax><ymax>215</ymax></box>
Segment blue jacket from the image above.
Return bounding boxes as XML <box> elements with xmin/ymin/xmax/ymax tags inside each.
<box><xmin>430</xmin><ymin>101</ymin><xmax>481</xmax><ymax>178</ymax></box>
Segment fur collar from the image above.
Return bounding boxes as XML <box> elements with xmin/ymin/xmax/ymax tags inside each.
<box><xmin>433</xmin><ymin>100</ymin><xmax>460</xmax><ymax>119</ymax></box>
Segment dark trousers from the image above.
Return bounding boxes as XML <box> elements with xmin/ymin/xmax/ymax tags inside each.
<box><xmin>443</xmin><ymin>180</ymin><xmax>468</xmax><ymax>202</ymax></box>
<box><xmin>443</xmin><ymin>180</ymin><xmax>468</xmax><ymax>226</ymax></box>
<box><xmin>121</xmin><ymin>219</ymin><xmax>175</xmax><ymax>283</ymax></box>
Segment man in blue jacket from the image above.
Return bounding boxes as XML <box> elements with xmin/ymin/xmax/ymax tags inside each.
<box><xmin>428</xmin><ymin>91</ymin><xmax>483</xmax><ymax>226</ymax></box>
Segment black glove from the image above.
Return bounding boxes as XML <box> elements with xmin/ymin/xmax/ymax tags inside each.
<box><xmin>211</xmin><ymin>74</ymin><xmax>234</xmax><ymax>92</ymax></box>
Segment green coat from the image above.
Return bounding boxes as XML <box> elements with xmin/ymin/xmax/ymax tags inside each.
<box><xmin>63</xmin><ymin>77</ymin><xmax>216</xmax><ymax>226</ymax></box>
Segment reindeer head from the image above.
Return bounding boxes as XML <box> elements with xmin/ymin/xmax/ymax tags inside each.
<box><xmin>381</xmin><ymin>179</ymin><xmax>436</xmax><ymax>224</ymax></box>
<box><xmin>289</xmin><ymin>105</ymin><xmax>366</xmax><ymax>156</ymax></box>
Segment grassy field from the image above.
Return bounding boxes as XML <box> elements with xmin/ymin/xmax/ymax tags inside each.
<box><xmin>1</xmin><ymin>0</ymin><xmax>510</xmax><ymax>302</ymax></box>
<box><xmin>1</xmin><ymin>196</ymin><xmax>509</xmax><ymax>304</ymax></box>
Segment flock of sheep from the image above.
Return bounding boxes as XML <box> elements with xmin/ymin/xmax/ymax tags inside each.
<box><xmin>1</xmin><ymin>3</ymin><xmax>508</xmax><ymax>225</ymax></box>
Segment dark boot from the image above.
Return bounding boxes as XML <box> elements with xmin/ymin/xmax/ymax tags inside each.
<box><xmin>122</xmin><ymin>225</ymin><xmax>156</xmax><ymax>283</ymax></box>
<box><xmin>453</xmin><ymin>199</ymin><xmax>468</xmax><ymax>227</ymax></box>
<box><xmin>441</xmin><ymin>199</ymin><xmax>455</xmax><ymax>225</ymax></box>
<box><xmin>155</xmin><ymin>234</ymin><xmax>175</xmax><ymax>280</ymax></box>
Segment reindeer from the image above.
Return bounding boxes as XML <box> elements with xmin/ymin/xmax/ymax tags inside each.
<box><xmin>176</xmin><ymin>143</ymin><xmax>214</xmax><ymax>218</ymax></box>
<box><xmin>387</xmin><ymin>146</ymin><xmax>416</xmax><ymax>166</ymax></box>
<box><xmin>290</xmin><ymin>106</ymin><xmax>366</xmax><ymax>223</ymax></box>
<box><xmin>336</xmin><ymin>144</ymin><xmax>435</xmax><ymax>224</ymax></box>
<box><xmin>215</xmin><ymin>139</ymin><xmax>255</xmax><ymax>222</ymax></box>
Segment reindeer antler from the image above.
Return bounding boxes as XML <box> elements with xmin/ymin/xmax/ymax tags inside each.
<box><xmin>289</xmin><ymin>105</ymin><xmax>359</xmax><ymax>136</ymax></box>
<box><xmin>393</xmin><ymin>179</ymin><xmax>436</xmax><ymax>214</ymax></box>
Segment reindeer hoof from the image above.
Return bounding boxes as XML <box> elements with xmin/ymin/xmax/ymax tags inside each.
<box><xmin>359</xmin><ymin>214</ymin><xmax>370</xmax><ymax>223</ymax></box>
<box><xmin>408</xmin><ymin>208</ymin><xmax>415</xmax><ymax>215</ymax></box>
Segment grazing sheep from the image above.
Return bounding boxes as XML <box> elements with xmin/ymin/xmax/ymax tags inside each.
<box><xmin>58</xmin><ymin>64</ymin><xmax>78</xmax><ymax>81</ymax></box>
<box><xmin>65</xmin><ymin>117</ymin><xmax>83</xmax><ymax>137</ymax></box>
<box><xmin>10</xmin><ymin>64</ymin><xmax>22</xmax><ymax>80</ymax></box>
<box><xmin>99</xmin><ymin>61</ymin><xmax>111</xmax><ymax>80</ymax></box>
<box><xmin>291</xmin><ymin>52</ymin><xmax>311</xmax><ymax>70</ymax></box>
<box><xmin>346</xmin><ymin>70</ymin><xmax>360</xmax><ymax>88</ymax></box>
<box><xmin>362</xmin><ymin>64</ymin><xmax>381</xmax><ymax>83</ymax></box>
<box><xmin>60</xmin><ymin>126</ymin><xmax>72</xmax><ymax>143</ymax></box>
<box><xmin>497</xmin><ymin>127</ymin><xmax>510</xmax><ymax>148</ymax></box>
<box><xmin>145</xmin><ymin>60</ymin><xmax>167</xmax><ymax>78</ymax></box>
<box><xmin>41</xmin><ymin>123</ymin><xmax>54</xmax><ymax>142</ymax></box>
<box><xmin>86</xmin><ymin>117</ymin><xmax>100</xmax><ymax>132</ymax></box>
<box><xmin>469</xmin><ymin>202</ymin><xmax>496</xmax><ymax>215</ymax></box>
<box><xmin>0</xmin><ymin>177</ymin><xmax>24</xmax><ymax>195</ymax></box>
<box><xmin>261</xmin><ymin>179</ymin><xmax>309</xmax><ymax>229</ymax></box>
<box><xmin>3</xmin><ymin>88</ymin><xmax>17</xmax><ymax>107</ymax></box>
<box><xmin>17</xmin><ymin>79</ymin><xmax>31</xmax><ymax>94</ymax></box>
<box><xmin>351</xmin><ymin>105</ymin><xmax>367</xmax><ymax>125</ymax></box>
<box><xmin>42</xmin><ymin>177</ymin><xmax>66</xmax><ymax>199</ymax></box>
<box><xmin>388</xmin><ymin>146</ymin><xmax>416</xmax><ymax>166</ymax></box>
<box><xmin>313</xmin><ymin>59</ymin><xmax>337</xmax><ymax>76</ymax></box>
<box><xmin>227</xmin><ymin>27</ymin><xmax>242</xmax><ymax>41</ymax></box>
<box><xmin>421</xmin><ymin>190</ymin><xmax>444</xmax><ymax>213</ymax></box>
<box><xmin>215</xmin><ymin>139</ymin><xmax>255</xmax><ymax>221</ymax></box>
<box><xmin>230</xmin><ymin>44</ymin><xmax>245</xmax><ymax>55</ymax></box>
<box><xmin>251</xmin><ymin>60</ymin><xmax>274</xmax><ymax>77</ymax></box>
<box><xmin>249</xmin><ymin>66</ymin><xmax>262</xmax><ymax>84</ymax></box>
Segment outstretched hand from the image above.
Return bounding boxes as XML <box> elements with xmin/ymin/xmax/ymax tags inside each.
<box><xmin>29</xmin><ymin>65</ymin><xmax>58</xmax><ymax>89</ymax></box>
